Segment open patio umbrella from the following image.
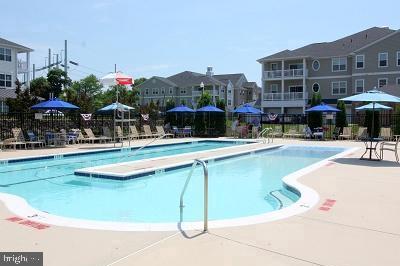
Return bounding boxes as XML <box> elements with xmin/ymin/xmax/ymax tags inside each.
<box><xmin>233</xmin><ymin>104</ymin><xmax>263</xmax><ymax>114</ymax></box>
<box><xmin>31</xmin><ymin>98</ymin><xmax>79</xmax><ymax>110</ymax></box>
<box><xmin>305</xmin><ymin>103</ymin><xmax>340</xmax><ymax>113</ymax></box>
<box><xmin>97</xmin><ymin>102</ymin><xmax>135</xmax><ymax>113</ymax></box>
<box><xmin>340</xmin><ymin>88</ymin><xmax>400</xmax><ymax>160</ymax></box>
<box><xmin>196</xmin><ymin>105</ymin><xmax>224</xmax><ymax>136</ymax></box>
<box><xmin>100</xmin><ymin>72</ymin><xmax>134</xmax><ymax>86</ymax></box>
<box><xmin>355</xmin><ymin>103</ymin><xmax>392</xmax><ymax>111</ymax></box>
<box><xmin>166</xmin><ymin>105</ymin><xmax>195</xmax><ymax>113</ymax></box>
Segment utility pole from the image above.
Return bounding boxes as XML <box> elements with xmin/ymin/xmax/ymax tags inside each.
<box><xmin>56</xmin><ymin>54</ymin><xmax>59</xmax><ymax>69</ymax></box>
<box><xmin>48</xmin><ymin>48</ymin><xmax>51</xmax><ymax>73</ymax></box>
<box><xmin>32</xmin><ymin>64</ymin><xmax>36</xmax><ymax>80</ymax></box>
<box><xmin>64</xmin><ymin>40</ymin><xmax>68</xmax><ymax>77</ymax></box>
<box><xmin>114</xmin><ymin>63</ymin><xmax>117</xmax><ymax>73</ymax></box>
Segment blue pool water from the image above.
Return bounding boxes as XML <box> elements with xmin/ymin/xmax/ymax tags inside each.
<box><xmin>0</xmin><ymin>144</ymin><xmax>344</xmax><ymax>223</ymax></box>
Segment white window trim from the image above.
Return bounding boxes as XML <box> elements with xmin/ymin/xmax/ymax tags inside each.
<box><xmin>355</xmin><ymin>79</ymin><xmax>364</xmax><ymax>93</ymax></box>
<box><xmin>288</xmin><ymin>63</ymin><xmax>303</xmax><ymax>70</ymax></box>
<box><xmin>144</xmin><ymin>88</ymin><xmax>149</xmax><ymax>95</ymax></box>
<box><xmin>152</xmin><ymin>88</ymin><xmax>159</xmax><ymax>95</ymax></box>
<box><xmin>396</xmin><ymin>77</ymin><xmax>400</xmax><ymax>85</ymax></box>
<box><xmin>288</xmin><ymin>85</ymin><xmax>303</xmax><ymax>93</ymax></box>
<box><xmin>270</xmin><ymin>63</ymin><xmax>278</xmax><ymax>71</ymax></box>
<box><xmin>0</xmin><ymin>73</ymin><xmax>12</xmax><ymax>88</ymax></box>
<box><xmin>355</xmin><ymin>54</ymin><xmax>365</xmax><ymax>69</ymax></box>
<box><xmin>397</xmin><ymin>51</ymin><xmax>400</xmax><ymax>67</ymax></box>
<box><xmin>378</xmin><ymin>52</ymin><xmax>389</xmax><ymax>68</ymax></box>
<box><xmin>270</xmin><ymin>84</ymin><xmax>278</xmax><ymax>93</ymax></box>
<box><xmin>0</xmin><ymin>47</ymin><xmax>12</xmax><ymax>62</ymax></box>
<box><xmin>312</xmin><ymin>60</ymin><xmax>320</xmax><ymax>71</ymax></box>
<box><xmin>312</xmin><ymin>82</ymin><xmax>320</xmax><ymax>93</ymax></box>
<box><xmin>332</xmin><ymin>57</ymin><xmax>347</xmax><ymax>72</ymax></box>
<box><xmin>378</xmin><ymin>78</ymin><xmax>388</xmax><ymax>88</ymax></box>
<box><xmin>331</xmin><ymin>81</ymin><xmax>347</xmax><ymax>95</ymax></box>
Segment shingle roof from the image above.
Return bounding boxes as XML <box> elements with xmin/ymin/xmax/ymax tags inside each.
<box><xmin>0</xmin><ymin>38</ymin><xmax>33</xmax><ymax>52</ymax></box>
<box><xmin>0</xmin><ymin>89</ymin><xmax>16</xmax><ymax>99</ymax></box>
<box><xmin>258</xmin><ymin>27</ymin><xmax>396</xmax><ymax>61</ymax></box>
<box><xmin>242</xmin><ymin>81</ymin><xmax>258</xmax><ymax>88</ymax></box>
<box><xmin>167</xmin><ymin>71</ymin><xmax>225</xmax><ymax>87</ymax></box>
<box><xmin>213</xmin><ymin>74</ymin><xmax>245</xmax><ymax>86</ymax></box>
<box><xmin>136</xmin><ymin>76</ymin><xmax>178</xmax><ymax>88</ymax></box>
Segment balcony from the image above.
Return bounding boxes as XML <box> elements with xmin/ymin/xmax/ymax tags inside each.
<box><xmin>263</xmin><ymin>69</ymin><xmax>307</xmax><ymax>80</ymax></box>
<box><xmin>263</xmin><ymin>92</ymin><xmax>307</xmax><ymax>101</ymax></box>
<box><xmin>17</xmin><ymin>60</ymin><xmax>28</xmax><ymax>73</ymax></box>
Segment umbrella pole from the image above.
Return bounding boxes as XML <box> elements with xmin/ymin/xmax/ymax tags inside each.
<box><xmin>370</xmin><ymin>102</ymin><xmax>375</xmax><ymax>160</ymax></box>
<box><xmin>128</xmin><ymin>110</ymin><xmax>131</xmax><ymax>147</ymax></box>
<box><xmin>113</xmin><ymin>108</ymin><xmax>116</xmax><ymax>148</ymax></box>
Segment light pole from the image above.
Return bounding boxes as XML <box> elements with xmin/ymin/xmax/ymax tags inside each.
<box><xmin>200</xmin><ymin>82</ymin><xmax>204</xmax><ymax>95</ymax></box>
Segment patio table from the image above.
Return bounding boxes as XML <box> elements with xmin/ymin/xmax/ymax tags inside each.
<box><xmin>360</xmin><ymin>137</ymin><xmax>383</xmax><ymax>161</ymax></box>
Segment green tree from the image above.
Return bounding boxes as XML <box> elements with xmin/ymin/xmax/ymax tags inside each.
<box><xmin>29</xmin><ymin>77</ymin><xmax>50</xmax><ymax>99</ymax></box>
<box><xmin>195</xmin><ymin>92</ymin><xmax>213</xmax><ymax>135</ymax></box>
<box><xmin>47</xmin><ymin>69</ymin><xmax>71</xmax><ymax>98</ymax></box>
<box><xmin>197</xmin><ymin>92</ymin><xmax>212</xmax><ymax>108</ymax></box>
<box><xmin>336</xmin><ymin>100</ymin><xmax>347</xmax><ymax>129</ymax></box>
<box><xmin>308</xmin><ymin>92</ymin><xmax>322</xmax><ymax>129</ymax></box>
<box><xmin>6</xmin><ymin>80</ymin><xmax>40</xmax><ymax>112</ymax></box>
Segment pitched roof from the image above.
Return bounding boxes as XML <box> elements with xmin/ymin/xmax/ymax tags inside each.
<box><xmin>242</xmin><ymin>81</ymin><xmax>258</xmax><ymax>89</ymax></box>
<box><xmin>379</xmin><ymin>84</ymin><xmax>400</xmax><ymax>98</ymax></box>
<box><xmin>167</xmin><ymin>71</ymin><xmax>225</xmax><ymax>87</ymax></box>
<box><xmin>258</xmin><ymin>27</ymin><xmax>396</xmax><ymax>61</ymax></box>
<box><xmin>213</xmin><ymin>73</ymin><xmax>245</xmax><ymax>86</ymax></box>
<box><xmin>136</xmin><ymin>76</ymin><xmax>177</xmax><ymax>88</ymax></box>
<box><xmin>0</xmin><ymin>89</ymin><xmax>16</xmax><ymax>99</ymax></box>
<box><xmin>0</xmin><ymin>37</ymin><xmax>33</xmax><ymax>52</ymax></box>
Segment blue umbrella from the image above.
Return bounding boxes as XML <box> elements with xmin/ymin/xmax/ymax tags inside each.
<box><xmin>166</xmin><ymin>105</ymin><xmax>195</xmax><ymax>113</ymax></box>
<box><xmin>196</xmin><ymin>105</ymin><xmax>224</xmax><ymax>113</ymax></box>
<box><xmin>97</xmin><ymin>102</ymin><xmax>134</xmax><ymax>113</ymax></box>
<box><xmin>305</xmin><ymin>103</ymin><xmax>340</xmax><ymax>112</ymax></box>
<box><xmin>340</xmin><ymin>88</ymin><xmax>400</xmax><ymax>160</ymax></box>
<box><xmin>355</xmin><ymin>103</ymin><xmax>392</xmax><ymax>111</ymax></box>
<box><xmin>233</xmin><ymin>104</ymin><xmax>263</xmax><ymax>114</ymax></box>
<box><xmin>31</xmin><ymin>98</ymin><xmax>79</xmax><ymax>110</ymax></box>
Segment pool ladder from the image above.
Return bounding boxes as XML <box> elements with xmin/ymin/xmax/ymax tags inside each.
<box><xmin>179</xmin><ymin>159</ymin><xmax>209</xmax><ymax>232</ymax></box>
<box><xmin>258</xmin><ymin>127</ymin><xmax>273</xmax><ymax>144</ymax></box>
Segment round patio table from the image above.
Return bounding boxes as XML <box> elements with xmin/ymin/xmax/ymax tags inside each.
<box><xmin>360</xmin><ymin>137</ymin><xmax>383</xmax><ymax>161</ymax></box>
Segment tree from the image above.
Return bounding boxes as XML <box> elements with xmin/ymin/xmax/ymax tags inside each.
<box><xmin>336</xmin><ymin>100</ymin><xmax>347</xmax><ymax>129</ymax></box>
<box><xmin>6</xmin><ymin>79</ymin><xmax>40</xmax><ymax>112</ymax></box>
<box><xmin>195</xmin><ymin>92</ymin><xmax>213</xmax><ymax>135</ymax></box>
<box><xmin>30</xmin><ymin>77</ymin><xmax>50</xmax><ymax>99</ymax></box>
<box><xmin>47</xmin><ymin>69</ymin><xmax>71</xmax><ymax>98</ymax></box>
<box><xmin>308</xmin><ymin>92</ymin><xmax>322</xmax><ymax>129</ymax></box>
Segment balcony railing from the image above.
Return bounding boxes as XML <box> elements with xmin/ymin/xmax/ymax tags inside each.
<box><xmin>263</xmin><ymin>69</ymin><xmax>307</xmax><ymax>80</ymax></box>
<box><xmin>263</xmin><ymin>92</ymin><xmax>307</xmax><ymax>101</ymax></box>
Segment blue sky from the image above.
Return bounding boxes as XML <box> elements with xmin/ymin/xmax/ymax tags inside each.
<box><xmin>3</xmin><ymin>0</ymin><xmax>400</xmax><ymax>83</ymax></box>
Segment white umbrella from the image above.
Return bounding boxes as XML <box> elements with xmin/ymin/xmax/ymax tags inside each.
<box><xmin>100</xmin><ymin>72</ymin><xmax>134</xmax><ymax>86</ymax></box>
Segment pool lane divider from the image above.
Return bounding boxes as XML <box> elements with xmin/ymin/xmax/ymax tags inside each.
<box><xmin>74</xmin><ymin>144</ymin><xmax>284</xmax><ymax>181</ymax></box>
<box><xmin>5</xmin><ymin>216</ymin><xmax>50</xmax><ymax>230</ymax></box>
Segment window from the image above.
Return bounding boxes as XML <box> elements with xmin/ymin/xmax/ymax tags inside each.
<box><xmin>161</xmin><ymin>88</ymin><xmax>165</xmax><ymax>94</ymax></box>
<box><xmin>270</xmin><ymin>84</ymin><xmax>278</xmax><ymax>93</ymax></box>
<box><xmin>271</xmin><ymin>63</ymin><xmax>278</xmax><ymax>71</ymax></box>
<box><xmin>180</xmin><ymin>89</ymin><xmax>186</xmax><ymax>94</ymax></box>
<box><xmin>355</xmin><ymin>55</ymin><xmax>364</xmax><ymax>69</ymax></box>
<box><xmin>355</xmin><ymin>79</ymin><xmax>364</xmax><ymax>94</ymax></box>
<box><xmin>0</xmin><ymin>48</ymin><xmax>11</xmax><ymax>62</ymax></box>
<box><xmin>378</xmin><ymin>52</ymin><xmax>388</xmax><ymax>67</ymax></box>
<box><xmin>312</xmin><ymin>60</ymin><xmax>320</xmax><ymax>71</ymax></box>
<box><xmin>0</xmin><ymin>74</ymin><xmax>12</xmax><ymax>87</ymax></box>
<box><xmin>332</xmin><ymin>57</ymin><xmax>347</xmax><ymax>72</ymax></box>
<box><xmin>397</xmin><ymin>51</ymin><xmax>400</xmax><ymax>66</ymax></box>
<box><xmin>169</xmin><ymin>88</ymin><xmax>173</xmax><ymax>94</ymax></box>
<box><xmin>331</xmin><ymin>81</ymin><xmax>347</xmax><ymax>95</ymax></box>
<box><xmin>312</xmin><ymin>83</ymin><xmax>320</xmax><ymax>93</ymax></box>
<box><xmin>227</xmin><ymin>100</ymin><xmax>232</xmax><ymax>105</ymax></box>
<box><xmin>289</xmin><ymin>63</ymin><xmax>303</xmax><ymax>70</ymax></box>
<box><xmin>396</xmin><ymin>77</ymin><xmax>400</xmax><ymax>85</ymax></box>
<box><xmin>152</xmin><ymin>88</ymin><xmax>159</xmax><ymax>95</ymax></box>
<box><xmin>378</xmin><ymin>78</ymin><xmax>388</xmax><ymax>88</ymax></box>
<box><xmin>228</xmin><ymin>89</ymin><xmax>231</xmax><ymax>94</ymax></box>
<box><xmin>144</xmin><ymin>88</ymin><xmax>149</xmax><ymax>95</ymax></box>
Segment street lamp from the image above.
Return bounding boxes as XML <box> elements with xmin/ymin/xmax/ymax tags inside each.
<box><xmin>200</xmin><ymin>82</ymin><xmax>204</xmax><ymax>95</ymax></box>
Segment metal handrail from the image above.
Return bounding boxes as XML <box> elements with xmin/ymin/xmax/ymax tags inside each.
<box><xmin>258</xmin><ymin>127</ymin><xmax>273</xmax><ymax>144</ymax></box>
<box><xmin>117</xmin><ymin>134</ymin><xmax>166</xmax><ymax>163</ymax></box>
<box><xmin>179</xmin><ymin>159</ymin><xmax>209</xmax><ymax>232</ymax></box>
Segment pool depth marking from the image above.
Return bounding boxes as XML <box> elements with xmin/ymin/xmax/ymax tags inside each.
<box><xmin>319</xmin><ymin>199</ymin><xmax>337</xmax><ymax>211</ymax></box>
<box><xmin>5</xmin><ymin>216</ymin><xmax>50</xmax><ymax>230</ymax></box>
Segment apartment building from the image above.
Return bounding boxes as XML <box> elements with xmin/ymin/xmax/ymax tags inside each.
<box><xmin>257</xmin><ymin>27</ymin><xmax>400</xmax><ymax>114</ymax></box>
<box><xmin>0</xmin><ymin>37</ymin><xmax>33</xmax><ymax>112</ymax></box>
<box><xmin>138</xmin><ymin>67</ymin><xmax>260</xmax><ymax>111</ymax></box>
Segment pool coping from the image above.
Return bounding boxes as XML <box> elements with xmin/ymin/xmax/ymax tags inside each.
<box><xmin>0</xmin><ymin>144</ymin><xmax>359</xmax><ymax>232</ymax></box>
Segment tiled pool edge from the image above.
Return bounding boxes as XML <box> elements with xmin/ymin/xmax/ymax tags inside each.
<box><xmin>0</xmin><ymin>145</ymin><xmax>359</xmax><ymax>232</ymax></box>
<box><xmin>74</xmin><ymin>144</ymin><xmax>283</xmax><ymax>180</ymax></box>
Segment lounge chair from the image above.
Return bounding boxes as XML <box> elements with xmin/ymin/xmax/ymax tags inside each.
<box><xmin>143</xmin><ymin>125</ymin><xmax>159</xmax><ymax>138</ymax></box>
<box><xmin>84</xmin><ymin>128</ymin><xmax>111</xmax><ymax>143</ymax></box>
<box><xmin>339</xmin><ymin>127</ymin><xmax>352</xmax><ymax>140</ymax></box>
<box><xmin>129</xmin><ymin>126</ymin><xmax>141</xmax><ymax>139</ymax></box>
<box><xmin>380</xmin><ymin>136</ymin><xmax>399</xmax><ymax>162</ymax></box>
<box><xmin>9</xmin><ymin>128</ymin><xmax>28</xmax><ymax>149</ymax></box>
<box><xmin>283</xmin><ymin>128</ymin><xmax>303</xmax><ymax>138</ymax></box>
<box><xmin>379</xmin><ymin>127</ymin><xmax>392</xmax><ymax>141</ymax></box>
<box><xmin>355</xmin><ymin>127</ymin><xmax>368</xmax><ymax>140</ymax></box>
<box><xmin>115</xmin><ymin>126</ymin><xmax>128</xmax><ymax>141</ymax></box>
<box><xmin>26</xmin><ymin>130</ymin><xmax>45</xmax><ymax>148</ymax></box>
<box><xmin>183</xmin><ymin>126</ymin><xmax>192</xmax><ymax>137</ymax></box>
<box><xmin>102</xmin><ymin>127</ymin><xmax>114</xmax><ymax>141</ymax></box>
<box><xmin>156</xmin><ymin>126</ymin><xmax>174</xmax><ymax>138</ymax></box>
<box><xmin>271</xmin><ymin>127</ymin><xmax>283</xmax><ymax>138</ymax></box>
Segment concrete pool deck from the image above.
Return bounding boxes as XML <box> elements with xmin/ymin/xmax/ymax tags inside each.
<box><xmin>0</xmin><ymin>138</ymin><xmax>399</xmax><ymax>266</ymax></box>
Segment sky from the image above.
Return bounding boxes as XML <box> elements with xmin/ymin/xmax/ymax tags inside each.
<box><xmin>3</xmin><ymin>0</ymin><xmax>400</xmax><ymax>84</ymax></box>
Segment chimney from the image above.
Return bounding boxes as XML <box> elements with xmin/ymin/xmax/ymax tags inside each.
<box><xmin>206</xmin><ymin>66</ymin><xmax>214</xmax><ymax>77</ymax></box>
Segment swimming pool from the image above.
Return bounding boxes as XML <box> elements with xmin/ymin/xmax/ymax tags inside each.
<box><xmin>0</xmin><ymin>144</ymin><xmax>347</xmax><ymax>228</ymax></box>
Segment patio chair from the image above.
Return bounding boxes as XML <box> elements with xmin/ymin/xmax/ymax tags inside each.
<box><xmin>26</xmin><ymin>130</ymin><xmax>45</xmax><ymax>148</ymax></box>
<box><xmin>339</xmin><ymin>127</ymin><xmax>352</xmax><ymax>140</ymax></box>
<box><xmin>128</xmin><ymin>126</ymin><xmax>141</xmax><ymax>139</ymax></box>
<box><xmin>355</xmin><ymin>127</ymin><xmax>368</xmax><ymax>140</ymax></box>
<box><xmin>102</xmin><ymin>127</ymin><xmax>114</xmax><ymax>141</ymax></box>
<box><xmin>304</xmin><ymin>127</ymin><xmax>313</xmax><ymax>139</ymax></box>
<box><xmin>143</xmin><ymin>125</ymin><xmax>159</xmax><ymax>138</ymax></box>
<box><xmin>380</xmin><ymin>136</ymin><xmax>399</xmax><ymax>162</ymax></box>
<box><xmin>271</xmin><ymin>127</ymin><xmax>283</xmax><ymax>138</ymax></box>
<box><xmin>156</xmin><ymin>126</ymin><xmax>174</xmax><ymax>138</ymax></box>
<box><xmin>283</xmin><ymin>129</ymin><xmax>297</xmax><ymax>138</ymax></box>
<box><xmin>8</xmin><ymin>128</ymin><xmax>27</xmax><ymax>149</ymax></box>
<box><xmin>332</xmin><ymin>127</ymin><xmax>341</xmax><ymax>140</ymax></box>
<box><xmin>84</xmin><ymin>128</ymin><xmax>111</xmax><ymax>143</ymax></box>
<box><xmin>76</xmin><ymin>130</ymin><xmax>89</xmax><ymax>144</ymax></box>
<box><xmin>67</xmin><ymin>129</ymin><xmax>79</xmax><ymax>144</ymax></box>
<box><xmin>183</xmin><ymin>126</ymin><xmax>192</xmax><ymax>137</ymax></box>
<box><xmin>115</xmin><ymin>126</ymin><xmax>128</xmax><ymax>141</ymax></box>
<box><xmin>379</xmin><ymin>127</ymin><xmax>392</xmax><ymax>141</ymax></box>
